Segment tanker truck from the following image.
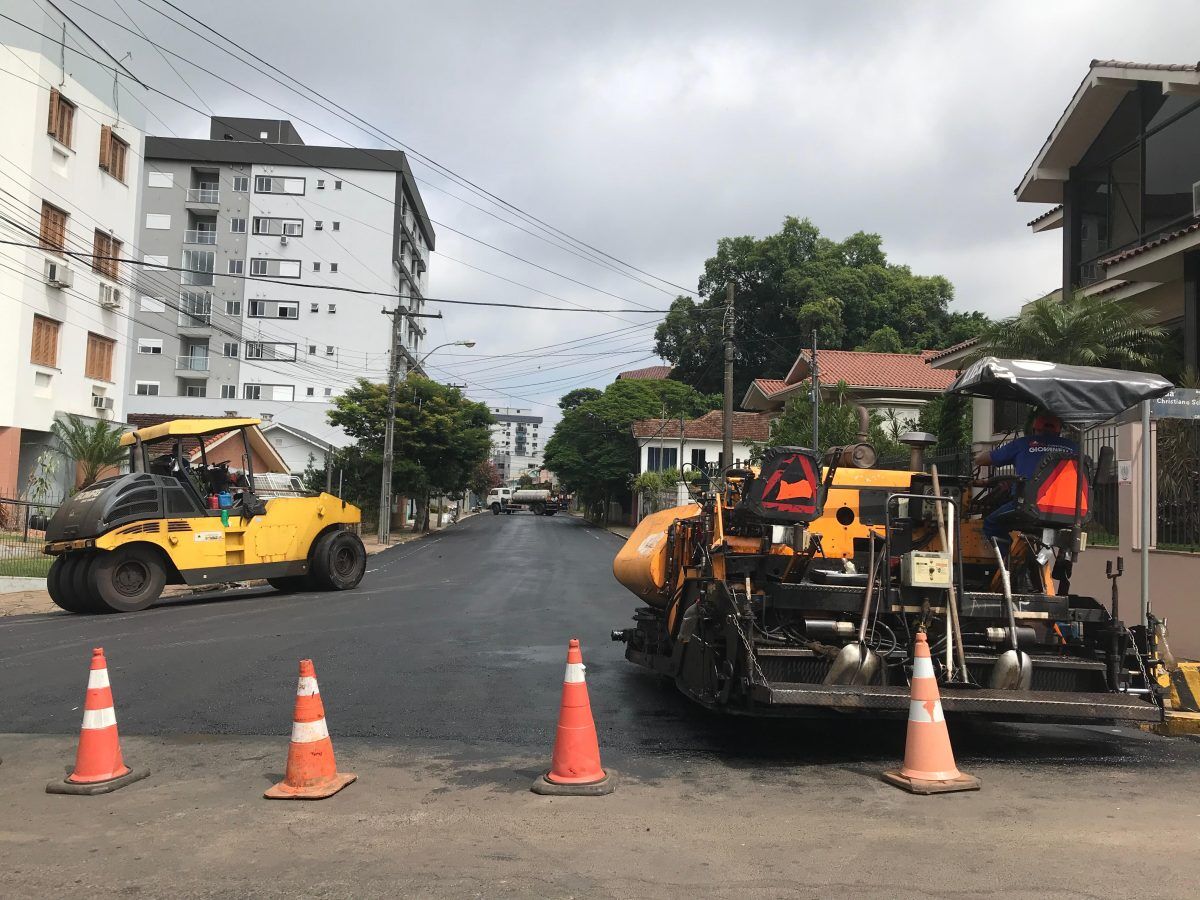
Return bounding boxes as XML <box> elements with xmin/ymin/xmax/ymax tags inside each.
<box><xmin>487</xmin><ymin>487</ymin><xmax>561</xmax><ymax>516</ymax></box>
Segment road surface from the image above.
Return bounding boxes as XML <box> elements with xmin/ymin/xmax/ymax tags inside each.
<box><xmin>2</xmin><ymin>513</ymin><xmax>1198</xmax><ymax>898</ymax></box>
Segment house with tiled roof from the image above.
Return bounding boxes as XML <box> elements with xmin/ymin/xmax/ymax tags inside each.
<box><xmin>1018</xmin><ymin>58</ymin><xmax>1200</xmax><ymax>374</ymax></box>
<box><xmin>631</xmin><ymin>410</ymin><xmax>771</xmax><ymax>474</ymax></box>
<box><xmin>616</xmin><ymin>364</ymin><xmax>672</xmax><ymax>381</ymax></box>
<box><xmin>740</xmin><ymin>348</ymin><xmax>955</xmax><ymax>428</ymax></box>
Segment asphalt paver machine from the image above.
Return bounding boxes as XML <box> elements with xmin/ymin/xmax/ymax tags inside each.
<box><xmin>612</xmin><ymin>358</ymin><xmax>1174</xmax><ymax>724</ymax></box>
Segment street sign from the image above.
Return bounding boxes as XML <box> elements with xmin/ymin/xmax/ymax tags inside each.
<box><xmin>1150</xmin><ymin>388</ymin><xmax>1200</xmax><ymax>420</ymax></box>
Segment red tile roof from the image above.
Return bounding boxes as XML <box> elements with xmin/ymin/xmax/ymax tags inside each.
<box><xmin>789</xmin><ymin>349</ymin><xmax>955</xmax><ymax>391</ymax></box>
<box><xmin>751</xmin><ymin>378</ymin><xmax>789</xmax><ymax>396</ymax></box>
<box><xmin>616</xmin><ymin>365</ymin><xmax>672</xmax><ymax>381</ymax></box>
<box><xmin>631</xmin><ymin>410</ymin><xmax>772</xmax><ymax>442</ymax></box>
<box><xmin>1100</xmin><ymin>220</ymin><xmax>1200</xmax><ymax>265</ymax></box>
<box><xmin>925</xmin><ymin>338</ymin><xmax>980</xmax><ymax>364</ymax></box>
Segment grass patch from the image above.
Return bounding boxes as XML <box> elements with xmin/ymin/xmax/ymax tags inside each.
<box><xmin>0</xmin><ymin>555</ymin><xmax>52</xmax><ymax>578</ymax></box>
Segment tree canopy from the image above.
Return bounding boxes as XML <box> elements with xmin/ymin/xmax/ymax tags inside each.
<box><xmin>543</xmin><ymin>378</ymin><xmax>719</xmax><ymax>514</ymax></box>
<box><xmin>51</xmin><ymin>414</ymin><xmax>127</xmax><ymax>489</ymax></box>
<box><xmin>654</xmin><ymin>217</ymin><xmax>989</xmax><ymax>395</ymax></box>
<box><xmin>327</xmin><ymin>377</ymin><xmax>494</xmax><ymax>526</ymax></box>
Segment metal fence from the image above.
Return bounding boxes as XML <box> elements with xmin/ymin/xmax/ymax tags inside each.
<box><xmin>1156</xmin><ymin>418</ymin><xmax>1200</xmax><ymax>552</ymax></box>
<box><xmin>0</xmin><ymin>497</ymin><xmax>57</xmax><ymax>578</ymax></box>
<box><xmin>1082</xmin><ymin>426</ymin><xmax>1119</xmax><ymax>545</ymax></box>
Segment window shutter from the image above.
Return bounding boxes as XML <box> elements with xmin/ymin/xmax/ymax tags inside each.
<box><xmin>99</xmin><ymin>125</ymin><xmax>111</xmax><ymax>171</ymax></box>
<box><xmin>47</xmin><ymin>88</ymin><xmax>59</xmax><ymax>134</ymax></box>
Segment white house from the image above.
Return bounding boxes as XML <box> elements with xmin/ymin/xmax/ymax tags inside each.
<box><xmin>0</xmin><ymin>3</ymin><xmax>145</xmax><ymax>500</ymax></box>
<box><xmin>632</xmin><ymin>410</ymin><xmax>772</xmax><ymax>474</ymax></box>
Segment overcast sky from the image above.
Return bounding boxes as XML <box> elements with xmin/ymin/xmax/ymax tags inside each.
<box><xmin>69</xmin><ymin>0</ymin><xmax>1200</xmax><ymax>425</ymax></box>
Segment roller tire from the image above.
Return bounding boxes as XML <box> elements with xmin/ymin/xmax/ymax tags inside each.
<box><xmin>91</xmin><ymin>545</ymin><xmax>167</xmax><ymax>613</ymax></box>
<box><xmin>310</xmin><ymin>530</ymin><xmax>366</xmax><ymax>591</ymax></box>
<box><xmin>491</xmin><ymin>503</ymin><xmax>501</xmax><ymax>515</ymax></box>
<box><xmin>267</xmin><ymin>575</ymin><xmax>313</xmax><ymax>593</ymax></box>
<box><xmin>47</xmin><ymin>554</ymin><xmax>91</xmax><ymax>614</ymax></box>
<box><xmin>70</xmin><ymin>552</ymin><xmax>110</xmax><ymax>614</ymax></box>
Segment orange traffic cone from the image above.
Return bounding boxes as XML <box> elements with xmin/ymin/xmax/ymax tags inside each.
<box><xmin>882</xmin><ymin>631</ymin><xmax>981</xmax><ymax>795</ymax></box>
<box><xmin>531</xmin><ymin>638</ymin><xmax>614</xmax><ymax>795</ymax></box>
<box><xmin>265</xmin><ymin>659</ymin><xmax>356</xmax><ymax>800</ymax></box>
<box><xmin>47</xmin><ymin>647</ymin><xmax>149</xmax><ymax>795</ymax></box>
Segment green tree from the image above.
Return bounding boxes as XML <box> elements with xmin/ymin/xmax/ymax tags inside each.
<box><xmin>558</xmin><ymin>387</ymin><xmax>603</xmax><ymax>411</ymax></box>
<box><xmin>654</xmin><ymin>217</ymin><xmax>989</xmax><ymax>395</ymax></box>
<box><xmin>972</xmin><ymin>292</ymin><xmax>1166</xmax><ymax>369</ymax></box>
<box><xmin>764</xmin><ymin>382</ymin><xmax>904</xmax><ymax>459</ymax></box>
<box><xmin>50</xmin><ymin>414</ymin><xmax>127</xmax><ymax>489</ymax></box>
<box><xmin>859</xmin><ymin>325</ymin><xmax>903</xmax><ymax>353</ymax></box>
<box><xmin>327</xmin><ymin>377</ymin><xmax>494</xmax><ymax>531</ymax></box>
<box><xmin>544</xmin><ymin>378</ymin><xmax>719</xmax><ymax>519</ymax></box>
<box><xmin>469</xmin><ymin>459</ymin><xmax>501</xmax><ymax>500</ymax></box>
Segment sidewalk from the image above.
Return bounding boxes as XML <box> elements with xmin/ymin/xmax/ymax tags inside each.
<box><xmin>568</xmin><ymin>510</ymin><xmax>633</xmax><ymax>540</ymax></box>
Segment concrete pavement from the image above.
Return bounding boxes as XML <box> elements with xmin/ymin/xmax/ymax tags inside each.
<box><xmin>1</xmin><ymin>513</ymin><xmax>1199</xmax><ymax>897</ymax></box>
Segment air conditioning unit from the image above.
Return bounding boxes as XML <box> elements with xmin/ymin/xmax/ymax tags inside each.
<box><xmin>280</xmin><ymin>235</ymin><xmax>288</xmax><ymax>245</ymax></box>
<box><xmin>1193</xmin><ymin>180</ymin><xmax>1200</xmax><ymax>218</ymax></box>
<box><xmin>44</xmin><ymin>259</ymin><xmax>73</xmax><ymax>288</ymax></box>
<box><xmin>99</xmin><ymin>284</ymin><xmax>121</xmax><ymax>309</ymax></box>
<box><xmin>91</xmin><ymin>394</ymin><xmax>114</xmax><ymax>411</ymax></box>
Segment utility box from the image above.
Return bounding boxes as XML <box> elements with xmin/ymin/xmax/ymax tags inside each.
<box><xmin>901</xmin><ymin>551</ymin><xmax>952</xmax><ymax>588</ymax></box>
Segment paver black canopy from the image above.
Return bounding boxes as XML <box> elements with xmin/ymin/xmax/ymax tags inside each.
<box><xmin>946</xmin><ymin>357</ymin><xmax>1173</xmax><ymax>428</ymax></box>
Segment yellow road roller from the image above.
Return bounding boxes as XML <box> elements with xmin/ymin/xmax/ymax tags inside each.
<box><xmin>43</xmin><ymin>418</ymin><xmax>365</xmax><ymax>613</ymax></box>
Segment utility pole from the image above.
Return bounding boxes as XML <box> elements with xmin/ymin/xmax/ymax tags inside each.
<box><xmin>722</xmin><ymin>281</ymin><xmax>735</xmax><ymax>471</ymax></box>
<box><xmin>377</xmin><ymin>305</ymin><xmax>446</xmax><ymax>545</ymax></box>
<box><xmin>811</xmin><ymin>329</ymin><xmax>820</xmax><ymax>451</ymax></box>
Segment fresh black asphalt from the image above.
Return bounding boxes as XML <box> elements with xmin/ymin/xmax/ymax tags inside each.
<box><xmin>2</xmin><ymin>512</ymin><xmax>1196</xmax><ymax>772</ymax></box>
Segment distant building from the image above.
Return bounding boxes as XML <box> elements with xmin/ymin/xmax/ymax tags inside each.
<box><xmin>0</xmin><ymin>3</ymin><xmax>146</xmax><ymax>500</ymax></box>
<box><xmin>488</xmin><ymin>407</ymin><xmax>543</xmax><ymax>482</ymax></box>
<box><xmin>631</xmin><ymin>410</ymin><xmax>772</xmax><ymax>473</ymax></box>
<box><xmin>741</xmin><ymin>349</ymin><xmax>954</xmax><ymax>426</ymax></box>
<box><xmin>616</xmin><ymin>364</ymin><xmax>672</xmax><ymax>381</ymax></box>
<box><xmin>125</xmin><ymin>116</ymin><xmax>435</xmax><ymax>442</ymax></box>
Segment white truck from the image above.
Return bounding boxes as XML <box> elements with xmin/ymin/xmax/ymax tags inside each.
<box><xmin>486</xmin><ymin>487</ymin><xmax>561</xmax><ymax>516</ymax></box>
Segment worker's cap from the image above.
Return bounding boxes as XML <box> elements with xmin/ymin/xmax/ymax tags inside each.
<box><xmin>1032</xmin><ymin>411</ymin><xmax>1063</xmax><ymax>434</ymax></box>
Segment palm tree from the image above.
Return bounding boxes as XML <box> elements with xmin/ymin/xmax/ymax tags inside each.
<box><xmin>50</xmin><ymin>415</ymin><xmax>128</xmax><ymax>489</ymax></box>
<box><xmin>972</xmin><ymin>292</ymin><xmax>1166</xmax><ymax>369</ymax></box>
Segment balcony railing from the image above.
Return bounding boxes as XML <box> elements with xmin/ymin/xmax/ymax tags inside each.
<box><xmin>176</xmin><ymin>355</ymin><xmax>211</xmax><ymax>372</ymax></box>
<box><xmin>185</xmin><ymin>188</ymin><xmax>219</xmax><ymax>203</ymax></box>
<box><xmin>184</xmin><ymin>230</ymin><xmax>217</xmax><ymax>245</ymax></box>
<box><xmin>180</xmin><ymin>270</ymin><xmax>214</xmax><ymax>286</ymax></box>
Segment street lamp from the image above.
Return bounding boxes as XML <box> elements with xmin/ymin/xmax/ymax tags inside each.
<box><xmin>378</xmin><ymin>339</ymin><xmax>477</xmax><ymax>544</ymax></box>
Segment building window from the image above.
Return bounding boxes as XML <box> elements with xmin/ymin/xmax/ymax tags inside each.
<box><xmin>230</xmin><ymin>217</ymin><xmax>246</xmax><ymax>233</ymax></box>
<box><xmin>46</xmin><ymin>88</ymin><xmax>74</xmax><ymax>147</ymax></box>
<box><xmin>310</xmin><ymin>303</ymin><xmax>319</xmax><ymax>313</ymax></box>
<box><xmin>317</xmin><ymin>179</ymin><xmax>325</xmax><ymax>189</ymax></box>
<box><xmin>306</xmin><ymin>387</ymin><xmax>315</xmax><ymax>397</ymax></box>
<box><xmin>135</xmin><ymin>381</ymin><xmax>160</xmax><ymax>396</ymax></box>
<box><xmin>313</xmin><ymin>262</ymin><xmax>321</xmax><ymax>272</ymax></box>
<box><xmin>325</xmin><ymin>345</ymin><xmax>334</xmax><ymax>356</ymax></box>
<box><xmin>247</xmin><ymin>300</ymin><xmax>299</xmax><ymax>319</ymax></box>
<box><xmin>334</xmin><ymin>180</ymin><xmax>342</xmax><ymax>190</ymax></box>
<box><xmin>315</xmin><ymin>221</ymin><xmax>323</xmax><ymax>230</ymax></box>
<box><xmin>228</xmin><ymin>259</ymin><xmax>244</xmax><ymax>275</ymax></box>
<box><xmin>232</xmin><ymin>175</ymin><xmax>249</xmax><ymax>192</ymax></box>
<box><xmin>646</xmin><ymin>447</ymin><xmax>678</xmax><ymax>471</ymax></box>
<box><xmin>98</xmin><ymin>126</ymin><xmax>128</xmax><ymax>181</ymax></box>
<box><xmin>184</xmin><ymin>383</ymin><xmax>207</xmax><ymax>398</ymax></box>
<box><xmin>222</xmin><ymin>342</ymin><xmax>238</xmax><ymax>357</ymax></box>
<box><xmin>327</xmin><ymin>303</ymin><xmax>336</xmax><ymax>313</ymax></box>
<box><xmin>138</xmin><ymin>338</ymin><xmax>163</xmax><ymax>355</ymax></box>
<box><xmin>249</xmin><ymin>258</ymin><xmax>301</xmax><ymax>278</ymax></box>
<box><xmin>332</xmin><ymin>221</ymin><xmax>340</xmax><ymax>231</ymax></box>
<box><xmin>31</xmin><ymin>315</ymin><xmax>60</xmax><ymax>367</ymax></box>
<box><xmin>330</xmin><ymin>263</ymin><xmax>338</xmax><ymax>273</ymax></box>
<box><xmin>254</xmin><ymin>176</ymin><xmax>305</xmax><ymax>195</ymax></box>
<box><xmin>85</xmin><ymin>333</ymin><xmax>116</xmax><ymax>381</ymax></box>
<box><xmin>324</xmin><ymin>387</ymin><xmax>332</xmax><ymax>396</ymax></box>
<box><xmin>92</xmin><ymin>231</ymin><xmax>122</xmax><ymax>279</ymax></box>
<box><xmin>181</xmin><ymin>249</ymin><xmax>214</xmax><ymax>285</ymax></box>
<box><xmin>39</xmin><ymin>201</ymin><xmax>68</xmax><ymax>251</ymax></box>
<box><xmin>245</xmin><ymin>342</ymin><xmax>297</xmax><ymax>361</ymax></box>
<box><xmin>221</xmin><ymin>384</ymin><xmax>236</xmax><ymax>399</ymax></box>
<box><xmin>244</xmin><ymin>385</ymin><xmax>261</xmax><ymax>400</ymax></box>
<box><xmin>225</xmin><ymin>300</ymin><xmax>241</xmax><ymax>316</ymax></box>
<box><xmin>690</xmin><ymin>448</ymin><xmax>707</xmax><ymax>471</ymax></box>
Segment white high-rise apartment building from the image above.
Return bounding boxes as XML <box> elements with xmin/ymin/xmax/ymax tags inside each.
<box><xmin>488</xmin><ymin>407</ymin><xmax>543</xmax><ymax>482</ymax></box>
<box><xmin>0</xmin><ymin>3</ymin><xmax>145</xmax><ymax>500</ymax></box>
<box><xmin>127</xmin><ymin>116</ymin><xmax>434</xmax><ymax>442</ymax></box>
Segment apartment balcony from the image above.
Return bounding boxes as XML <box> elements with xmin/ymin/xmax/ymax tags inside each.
<box><xmin>180</xmin><ymin>270</ymin><xmax>214</xmax><ymax>287</ymax></box>
<box><xmin>178</xmin><ymin>292</ymin><xmax>212</xmax><ymax>331</ymax></box>
<box><xmin>176</xmin><ymin>355</ymin><xmax>211</xmax><ymax>374</ymax></box>
<box><xmin>184</xmin><ymin>230</ymin><xmax>217</xmax><ymax>245</ymax></box>
<box><xmin>185</xmin><ymin>188</ymin><xmax>219</xmax><ymax>204</ymax></box>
